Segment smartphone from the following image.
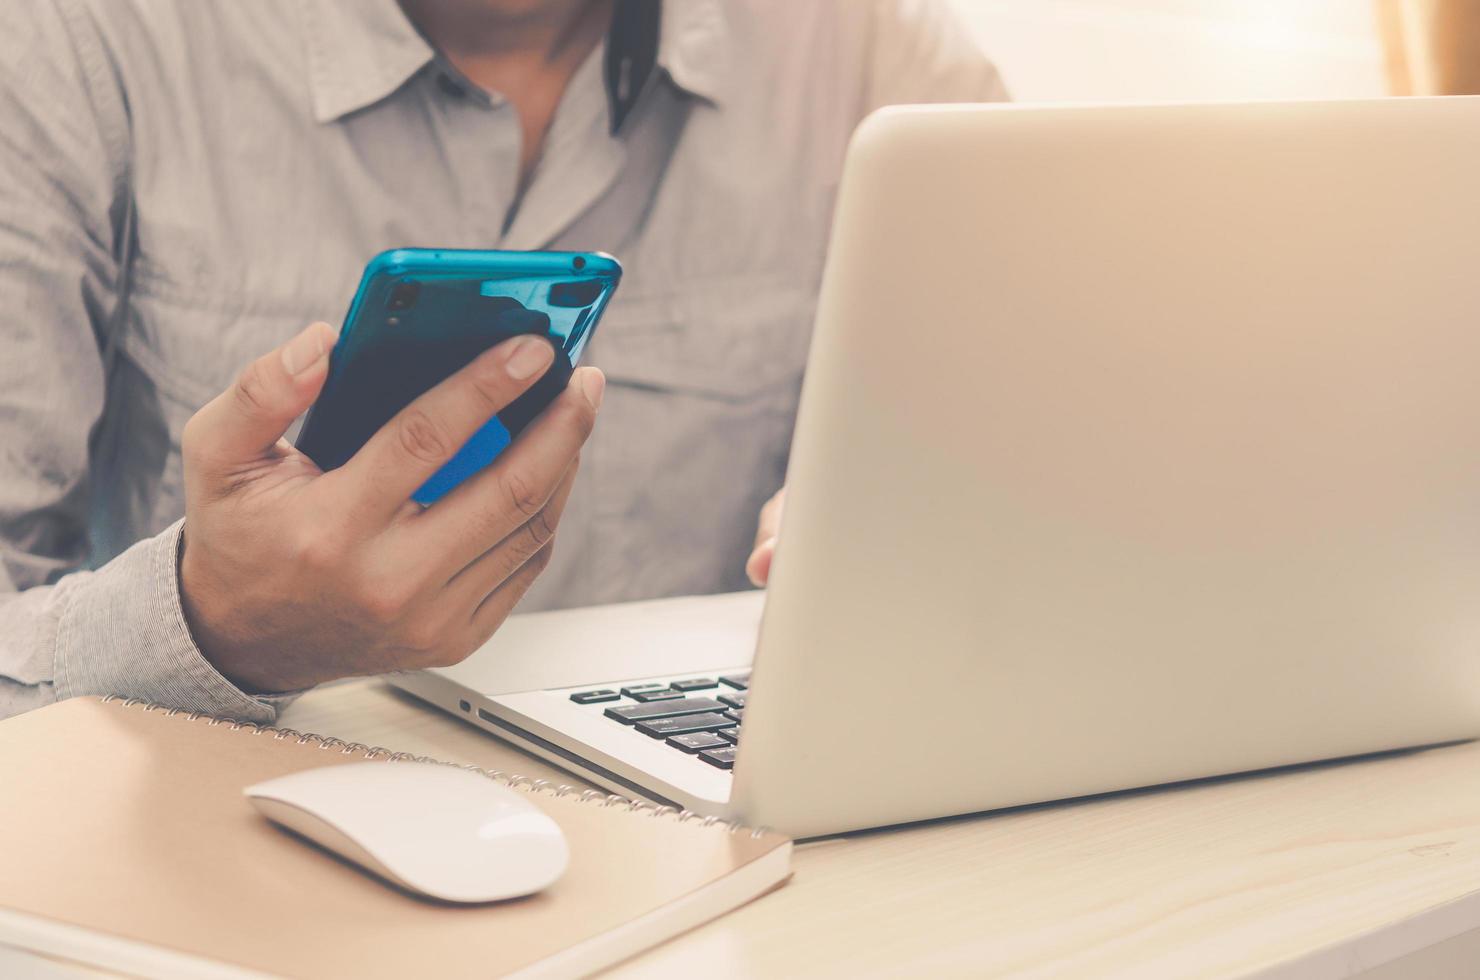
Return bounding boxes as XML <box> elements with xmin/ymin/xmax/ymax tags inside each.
<box><xmin>296</xmin><ymin>248</ymin><xmax>621</xmax><ymax>504</ymax></box>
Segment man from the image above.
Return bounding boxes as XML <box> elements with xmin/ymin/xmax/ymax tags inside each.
<box><xmin>0</xmin><ymin>0</ymin><xmax>1005</xmax><ymax>722</ymax></box>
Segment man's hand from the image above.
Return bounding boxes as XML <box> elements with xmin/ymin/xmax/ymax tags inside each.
<box><xmin>178</xmin><ymin>321</ymin><xmax>603</xmax><ymax>693</ymax></box>
<box><xmin>745</xmin><ymin>487</ymin><xmax>785</xmax><ymax>587</ymax></box>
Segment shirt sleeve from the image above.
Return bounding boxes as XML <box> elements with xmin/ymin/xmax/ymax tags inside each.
<box><xmin>865</xmin><ymin>0</ymin><xmax>1011</xmax><ymax>110</ymax></box>
<box><xmin>0</xmin><ymin>0</ymin><xmax>293</xmax><ymax>723</ymax></box>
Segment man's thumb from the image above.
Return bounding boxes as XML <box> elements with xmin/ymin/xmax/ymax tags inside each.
<box><xmin>186</xmin><ymin>321</ymin><xmax>336</xmax><ymax>465</ymax></box>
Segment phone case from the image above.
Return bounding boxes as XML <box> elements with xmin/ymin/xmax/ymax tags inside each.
<box><xmin>295</xmin><ymin>248</ymin><xmax>621</xmax><ymax>504</ymax></box>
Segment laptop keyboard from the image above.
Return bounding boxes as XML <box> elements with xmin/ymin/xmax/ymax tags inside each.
<box><xmin>567</xmin><ymin>673</ymin><xmax>749</xmax><ymax>770</ymax></box>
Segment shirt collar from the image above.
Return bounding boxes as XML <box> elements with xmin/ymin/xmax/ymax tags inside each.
<box><xmin>302</xmin><ymin>0</ymin><xmax>435</xmax><ymax>124</ymax></box>
<box><xmin>303</xmin><ymin>0</ymin><xmax>728</xmax><ymax>127</ymax></box>
<box><xmin>658</xmin><ymin>0</ymin><xmax>727</xmax><ymax>107</ymax></box>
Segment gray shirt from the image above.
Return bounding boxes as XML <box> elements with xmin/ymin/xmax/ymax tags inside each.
<box><xmin>0</xmin><ymin>0</ymin><xmax>1005</xmax><ymax>723</ymax></box>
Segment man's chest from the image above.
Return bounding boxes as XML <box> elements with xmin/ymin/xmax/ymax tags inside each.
<box><xmin>120</xmin><ymin>81</ymin><xmax>841</xmax><ymax>419</ymax></box>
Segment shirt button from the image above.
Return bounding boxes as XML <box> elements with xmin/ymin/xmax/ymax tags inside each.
<box><xmin>437</xmin><ymin>74</ymin><xmax>466</xmax><ymax>99</ymax></box>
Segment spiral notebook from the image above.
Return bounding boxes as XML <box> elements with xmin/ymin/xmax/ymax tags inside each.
<box><xmin>0</xmin><ymin>696</ymin><xmax>791</xmax><ymax>979</ymax></box>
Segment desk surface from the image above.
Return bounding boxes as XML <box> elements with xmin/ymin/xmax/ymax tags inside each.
<box><xmin>268</xmin><ymin>679</ymin><xmax>1480</xmax><ymax>979</ymax></box>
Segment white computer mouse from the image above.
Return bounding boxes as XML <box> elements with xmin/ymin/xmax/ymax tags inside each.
<box><xmin>244</xmin><ymin>761</ymin><xmax>568</xmax><ymax>903</ymax></box>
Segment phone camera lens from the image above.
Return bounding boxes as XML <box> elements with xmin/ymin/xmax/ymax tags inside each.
<box><xmin>548</xmin><ymin>280</ymin><xmax>603</xmax><ymax>308</ymax></box>
<box><xmin>387</xmin><ymin>280</ymin><xmax>421</xmax><ymax>311</ymax></box>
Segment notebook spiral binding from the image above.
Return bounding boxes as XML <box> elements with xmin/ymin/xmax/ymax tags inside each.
<box><xmin>100</xmin><ymin>695</ymin><xmax>770</xmax><ymax>839</ymax></box>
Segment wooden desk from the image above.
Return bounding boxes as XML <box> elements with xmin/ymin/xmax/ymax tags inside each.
<box><xmin>270</xmin><ymin>679</ymin><xmax>1480</xmax><ymax>979</ymax></box>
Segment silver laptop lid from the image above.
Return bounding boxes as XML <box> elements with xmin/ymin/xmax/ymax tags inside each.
<box><xmin>735</xmin><ymin>98</ymin><xmax>1480</xmax><ymax>837</ymax></box>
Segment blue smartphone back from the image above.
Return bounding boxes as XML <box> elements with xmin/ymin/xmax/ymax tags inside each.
<box><xmin>296</xmin><ymin>248</ymin><xmax>621</xmax><ymax>504</ymax></box>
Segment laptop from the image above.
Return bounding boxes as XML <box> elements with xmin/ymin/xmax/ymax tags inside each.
<box><xmin>395</xmin><ymin>97</ymin><xmax>1480</xmax><ymax>838</ymax></box>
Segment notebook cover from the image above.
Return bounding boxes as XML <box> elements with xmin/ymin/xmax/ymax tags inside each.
<box><xmin>0</xmin><ymin>697</ymin><xmax>790</xmax><ymax>979</ymax></box>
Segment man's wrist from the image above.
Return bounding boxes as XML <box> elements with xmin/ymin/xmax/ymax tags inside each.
<box><xmin>52</xmin><ymin>519</ymin><xmax>299</xmax><ymax>721</ymax></box>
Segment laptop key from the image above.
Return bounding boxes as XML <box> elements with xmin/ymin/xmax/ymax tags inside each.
<box><xmin>604</xmin><ymin>698</ymin><xmax>726</xmax><ymax>725</ymax></box>
<box><xmin>717</xmin><ymin>692</ymin><xmax>747</xmax><ymax>710</ymax></box>
<box><xmin>723</xmin><ymin>708</ymin><xmax>744</xmax><ymax>724</ymax></box>
<box><xmin>630</xmin><ymin>689</ymin><xmax>686</xmax><ymax>703</ymax></box>
<box><xmin>634</xmin><ymin>712</ymin><xmax>738</xmax><ymax>738</ymax></box>
<box><xmin>670</xmin><ymin>678</ymin><xmax>718</xmax><ymax>692</ymax></box>
<box><xmin>619</xmin><ymin>684</ymin><xmax>667</xmax><ymax>698</ymax></box>
<box><xmin>719</xmin><ymin>674</ymin><xmax>750</xmax><ymax>690</ymax></box>
<box><xmin>718</xmin><ymin>728</ymin><xmax>740</xmax><ymax>744</ymax></box>
<box><xmin>569</xmin><ymin>689</ymin><xmax>621</xmax><ymax>705</ymax></box>
<box><xmin>667</xmin><ymin>731</ymin><xmax>730</xmax><ymax>753</ymax></box>
<box><xmin>699</xmin><ymin>746</ymin><xmax>738</xmax><ymax>769</ymax></box>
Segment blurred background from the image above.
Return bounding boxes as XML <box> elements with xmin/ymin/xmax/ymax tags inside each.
<box><xmin>948</xmin><ymin>0</ymin><xmax>1477</xmax><ymax>101</ymax></box>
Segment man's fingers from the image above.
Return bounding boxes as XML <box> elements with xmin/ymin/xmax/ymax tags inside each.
<box><xmin>746</xmin><ymin>487</ymin><xmax>785</xmax><ymax>586</ymax></box>
<box><xmin>441</xmin><ymin>459</ymin><xmax>578</xmax><ymax>604</ymax></box>
<box><xmin>184</xmin><ymin>321</ymin><xmax>336</xmax><ymax>467</ymax></box>
<box><xmin>754</xmin><ymin>487</ymin><xmax>785</xmax><ymax>547</ymax></box>
<box><xmin>413</xmin><ymin>367</ymin><xmax>602</xmax><ymax>569</ymax></box>
<box><xmin>463</xmin><ymin>539</ymin><xmax>557</xmax><ymax>653</ymax></box>
<box><xmin>336</xmin><ymin>335</ymin><xmax>556</xmax><ymax>519</ymax></box>
<box><xmin>746</xmin><ymin>538</ymin><xmax>776</xmax><ymax>587</ymax></box>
